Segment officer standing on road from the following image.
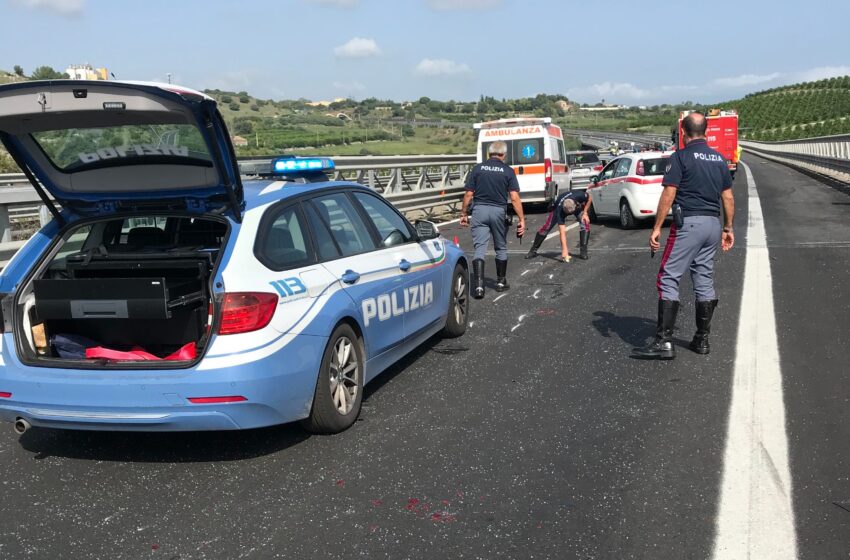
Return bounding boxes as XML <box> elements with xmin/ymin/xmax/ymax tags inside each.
<box><xmin>632</xmin><ymin>112</ymin><xmax>735</xmax><ymax>360</ymax></box>
<box><xmin>525</xmin><ymin>189</ymin><xmax>593</xmax><ymax>261</ymax></box>
<box><xmin>460</xmin><ymin>140</ymin><xmax>526</xmax><ymax>298</ymax></box>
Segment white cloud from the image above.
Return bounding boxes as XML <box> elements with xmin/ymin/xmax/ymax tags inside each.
<box><xmin>305</xmin><ymin>0</ymin><xmax>358</xmax><ymax>7</ymax></box>
<box><xmin>333</xmin><ymin>80</ymin><xmax>366</xmax><ymax>92</ymax></box>
<box><xmin>426</xmin><ymin>0</ymin><xmax>501</xmax><ymax>10</ymax></box>
<box><xmin>333</xmin><ymin>37</ymin><xmax>381</xmax><ymax>58</ymax></box>
<box><xmin>11</xmin><ymin>0</ymin><xmax>84</xmax><ymax>15</ymax></box>
<box><xmin>711</xmin><ymin>73</ymin><xmax>782</xmax><ymax>88</ymax></box>
<box><xmin>794</xmin><ymin>65</ymin><xmax>850</xmax><ymax>82</ymax></box>
<box><xmin>415</xmin><ymin>58</ymin><xmax>471</xmax><ymax>77</ymax></box>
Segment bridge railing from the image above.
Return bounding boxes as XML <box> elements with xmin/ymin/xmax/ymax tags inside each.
<box><xmin>0</xmin><ymin>154</ymin><xmax>477</xmax><ymax>262</ymax></box>
<box><xmin>740</xmin><ymin>135</ymin><xmax>850</xmax><ymax>181</ymax></box>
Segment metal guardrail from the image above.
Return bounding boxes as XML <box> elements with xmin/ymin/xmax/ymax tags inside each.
<box><xmin>741</xmin><ymin>137</ymin><xmax>850</xmax><ymax>181</ymax></box>
<box><xmin>0</xmin><ymin>155</ymin><xmax>476</xmax><ymax>262</ymax></box>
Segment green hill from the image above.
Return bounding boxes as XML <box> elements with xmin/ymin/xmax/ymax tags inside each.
<box><xmin>724</xmin><ymin>76</ymin><xmax>850</xmax><ymax>141</ymax></box>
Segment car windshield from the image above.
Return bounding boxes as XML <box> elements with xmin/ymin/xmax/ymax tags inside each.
<box><xmin>32</xmin><ymin>124</ymin><xmax>213</xmax><ymax>172</ymax></box>
<box><xmin>642</xmin><ymin>157</ymin><xmax>669</xmax><ymax>176</ymax></box>
<box><xmin>567</xmin><ymin>153</ymin><xmax>600</xmax><ymax>165</ymax></box>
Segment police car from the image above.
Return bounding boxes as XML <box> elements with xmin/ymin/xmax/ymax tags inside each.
<box><xmin>0</xmin><ymin>81</ymin><xmax>469</xmax><ymax>434</ymax></box>
<box><xmin>587</xmin><ymin>152</ymin><xmax>672</xmax><ymax>228</ymax></box>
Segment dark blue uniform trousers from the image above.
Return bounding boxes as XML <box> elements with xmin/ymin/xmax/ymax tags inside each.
<box><xmin>657</xmin><ymin>215</ymin><xmax>721</xmax><ymax>301</ymax></box>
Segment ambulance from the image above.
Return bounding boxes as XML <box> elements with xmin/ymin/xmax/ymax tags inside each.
<box><xmin>473</xmin><ymin>118</ymin><xmax>569</xmax><ymax>204</ymax></box>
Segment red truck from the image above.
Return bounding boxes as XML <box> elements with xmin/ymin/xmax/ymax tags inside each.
<box><xmin>676</xmin><ymin>109</ymin><xmax>740</xmax><ymax>178</ymax></box>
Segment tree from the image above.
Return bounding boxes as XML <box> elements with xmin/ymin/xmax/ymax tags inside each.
<box><xmin>13</xmin><ymin>65</ymin><xmax>24</xmax><ymax>77</ymax></box>
<box><xmin>30</xmin><ymin>66</ymin><xmax>69</xmax><ymax>80</ymax></box>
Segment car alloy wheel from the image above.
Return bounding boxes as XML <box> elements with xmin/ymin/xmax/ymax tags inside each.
<box><xmin>329</xmin><ymin>336</ymin><xmax>359</xmax><ymax>415</ymax></box>
<box><xmin>453</xmin><ymin>273</ymin><xmax>467</xmax><ymax>327</ymax></box>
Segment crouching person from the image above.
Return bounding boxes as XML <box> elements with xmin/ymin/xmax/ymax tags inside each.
<box><xmin>526</xmin><ymin>190</ymin><xmax>592</xmax><ymax>262</ymax></box>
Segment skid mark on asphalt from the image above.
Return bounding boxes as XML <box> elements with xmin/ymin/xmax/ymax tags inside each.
<box><xmin>712</xmin><ymin>161</ymin><xmax>798</xmax><ymax>559</ymax></box>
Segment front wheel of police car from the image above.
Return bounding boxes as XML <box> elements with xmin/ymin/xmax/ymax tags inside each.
<box><xmin>441</xmin><ymin>263</ymin><xmax>469</xmax><ymax>338</ymax></box>
<box><xmin>303</xmin><ymin>324</ymin><xmax>364</xmax><ymax>434</ymax></box>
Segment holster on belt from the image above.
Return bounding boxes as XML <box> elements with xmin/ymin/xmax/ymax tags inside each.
<box><xmin>672</xmin><ymin>203</ymin><xmax>684</xmax><ymax>228</ymax></box>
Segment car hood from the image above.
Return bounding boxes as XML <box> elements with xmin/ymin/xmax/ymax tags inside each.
<box><xmin>0</xmin><ymin>80</ymin><xmax>243</xmax><ymax>218</ymax></box>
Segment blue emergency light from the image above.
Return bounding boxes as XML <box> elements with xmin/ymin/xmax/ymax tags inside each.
<box><xmin>271</xmin><ymin>156</ymin><xmax>335</xmax><ymax>174</ymax></box>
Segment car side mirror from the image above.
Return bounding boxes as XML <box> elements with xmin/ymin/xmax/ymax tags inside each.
<box><xmin>590</xmin><ymin>175</ymin><xmax>599</xmax><ymax>184</ymax></box>
<box><xmin>414</xmin><ymin>220</ymin><xmax>440</xmax><ymax>240</ymax></box>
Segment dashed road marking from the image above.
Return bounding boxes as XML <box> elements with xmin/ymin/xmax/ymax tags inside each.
<box><xmin>712</xmin><ymin>161</ymin><xmax>798</xmax><ymax>559</ymax></box>
<box><xmin>510</xmin><ymin>314</ymin><xmax>527</xmax><ymax>332</ymax></box>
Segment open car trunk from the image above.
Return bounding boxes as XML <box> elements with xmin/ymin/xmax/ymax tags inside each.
<box><xmin>15</xmin><ymin>215</ymin><xmax>228</xmax><ymax>367</ymax></box>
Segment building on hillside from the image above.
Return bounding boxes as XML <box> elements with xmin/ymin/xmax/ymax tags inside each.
<box><xmin>306</xmin><ymin>98</ymin><xmax>346</xmax><ymax>108</ymax></box>
<box><xmin>231</xmin><ymin>135</ymin><xmax>248</xmax><ymax>147</ymax></box>
<box><xmin>579</xmin><ymin>105</ymin><xmax>628</xmax><ymax>112</ymax></box>
<box><xmin>556</xmin><ymin>100</ymin><xmax>573</xmax><ymax>112</ymax></box>
<box><xmin>65</xmin><ymin>64</ymin><xmax>109</xmax><ymax>80</ymax></box>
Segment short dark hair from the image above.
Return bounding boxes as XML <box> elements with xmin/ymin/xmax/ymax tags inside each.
<box><xmin>682</xmin><ymin>112</ymin><xmax>707</xmax><ymax>138</ymax></box>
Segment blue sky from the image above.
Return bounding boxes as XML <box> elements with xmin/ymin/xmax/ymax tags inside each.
<box><xmin>2</xmin><ymin>0</ymin><xmax>849</xmax><ymax>105</ymax></box>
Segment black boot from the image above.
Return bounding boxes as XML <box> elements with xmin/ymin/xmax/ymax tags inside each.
<box><xmin>632</xmin><ymin>299</ymin><xmax>679</xmax><ymax>360</ymax></box>
<box><xmin>525</xmin><ymin>233</ymin><xmax>547</xmax><ymax>259</ymax></box>
<box><xmin>472</xmin><ymin>259</ymin><xmax>485</xmax><ymax>299</ymax></box>
<box><xmin>495</xmin><ymin>259</ymin><xmax>509</xmax><ymax>292</ymax></box>
<box><xmin>690</xmin><ymin>299</ymin><xmax>718</xmax><ymax>354</ymax></box>
<box><xmin>579</xmin><ymin>230</ymin><xmax>589</xmax><ymax>260</ymax></box>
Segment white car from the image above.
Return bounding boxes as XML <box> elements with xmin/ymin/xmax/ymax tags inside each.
<box><xmin>587</xmin><ymin>152</ymin><xmax>672</xmax><ymax>228</ymax></box>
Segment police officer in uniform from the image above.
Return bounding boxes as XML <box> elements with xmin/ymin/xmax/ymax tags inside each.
<box><xmin>525</xmin><ymin>188</ymin><xmax>593</xmax><ymax>261</ymax></box>
<box><xmin>460</xmin><ymin>140</ymin><xmax>526</xmax><ymax>298</ymax></box>
<box><xmin>633</xmin><ymin>112</ymin><xmax>735</xmax><ymax>360</ymax></box>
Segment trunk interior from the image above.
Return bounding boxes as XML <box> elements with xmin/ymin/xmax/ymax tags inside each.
<box><xmin>17</xmin><ymin>215</ymin><xmax>228</xmax><ymax>367</ymax></box>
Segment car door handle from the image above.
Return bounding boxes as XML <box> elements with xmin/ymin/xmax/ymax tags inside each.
<box><xmin>398</xmin><ymin>259</ymin><xmax>411</xmax><ymax>272</ymax></box>
<box><xmin>341</xmin><ymin>270</ymin><xmax>361</xmax><ymax>284</ymax></box>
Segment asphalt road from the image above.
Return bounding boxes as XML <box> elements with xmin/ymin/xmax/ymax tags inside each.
<box><xmin>0</xmin><ymin>155</ymin><xmax>848</xmax><ymax>559</ymax></box>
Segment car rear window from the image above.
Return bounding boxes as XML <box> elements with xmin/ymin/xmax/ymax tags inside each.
<box><xmin>642</xmin><ymin>157</ymin><xmax>669</xmax><ymax>176</ymax></box>
<box><xmin>32</xmin><ymin>124</ymin><xmax>213</xmax><ymax>172</ymax></box>
<box><xmin>481</xmin><ymin>138</ymin><xmax>544</xmax><ymax>166</ymax></box>
<box><xmin>567</xmin><ymin>153</ymin><xmax>600</xmax><ymax>165</ymax></box>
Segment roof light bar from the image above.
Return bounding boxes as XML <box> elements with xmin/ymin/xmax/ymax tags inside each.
<box><xmin>271</xmin><ymin>157</ymin><xmax>335</xmax><ymax>174</ymax></box>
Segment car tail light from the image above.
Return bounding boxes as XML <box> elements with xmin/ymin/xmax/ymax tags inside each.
<box><xmin>188</xmin><ymin>396</ymin><xmax>248</xmax><ymax>404</ymax></box>
<box><xmin>544</xmin><ymin>158</ymin><xmax>552</xmax><ymax>182</ymax></box>
<box><xmin>0</xmin><ymin>392</ymin><xmax>11</xmax><ymax>398</ymax></box>
<box><xmin>636</xmin><ymin>160</ymin><xmax>645</xmax><ymax>176</ymax></box>
<box><xmin>218</xmin><ymin>292</ymin><xmax>278</xmax><ymax>335</ymax></box>
<box><xmin>593</xmin><ymin>165</ymin><xmax>604</xmax><ymax>172</ymax></box>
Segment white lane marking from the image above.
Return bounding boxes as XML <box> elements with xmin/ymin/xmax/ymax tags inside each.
<box><xmin>532</xmin><ymin>289</ymin><xmax>541</xmax><ymax>299</ymax></box>
<box><xmin>510</xmin><ymin>314</ymin><xmax>527</xmax><ymax>333</ymax></box>
<box><xmin>712</xmin><ymin>161</ymin><xmax>798</xmax><ymax>559</ymax></box>
<box><xmin>544</xmin><ymin>222</ymin><xmax>580</xmax><ymax>241</ymax></box>
<box><xmin>520</xmin><ymin>270</ymin><xmax>531</xmax><ymax>277</ymax></box>
<box><xmin>440</xmin><ymin>217</ymin><xmax>462</xmax><ymax>225</ymax></box>
<box><xmin>493</xmin><ymin>294</ymin><xmax>507</xmax><ymax>302</ymax></box>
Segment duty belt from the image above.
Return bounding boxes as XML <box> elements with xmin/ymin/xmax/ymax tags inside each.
<box><xmin>681</xmin><ymin>210</ymin><xmax>720</xmax><ymax>217</ymax></box>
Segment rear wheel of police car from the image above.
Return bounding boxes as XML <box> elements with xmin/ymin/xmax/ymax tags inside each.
<box><xmin>619</xmin><ymin>199</ymin><xmax>636</xmax><ymax>229</ymax></box>
<box><xmin>303</xmin><ymin>323</ymin><xmax>364</xmax><ymax>434</ymax></box>
<box><xmin>441</xmin><ymin>263</ymin><xmax>469</xmax><ymax>338</ymax></box>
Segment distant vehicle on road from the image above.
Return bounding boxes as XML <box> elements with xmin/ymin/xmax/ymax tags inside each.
<box><xmin>0</xmin><ymin>80</ymin><xmax>469</xmax><ymax>436</ymax></box>
<box><xmin>588</xmin><ymin>152</ymin><xmax>671</xmax><ymax>228</ymax></box>
<box><xmin>473</xmin><ymin>117</ymin><xmax>568</xmax><ymax>204</ymax></box>
<box><xmin>566</xmin><ymin>151</ymin><xmax>604</xmax><ymax>190</ymax></box>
